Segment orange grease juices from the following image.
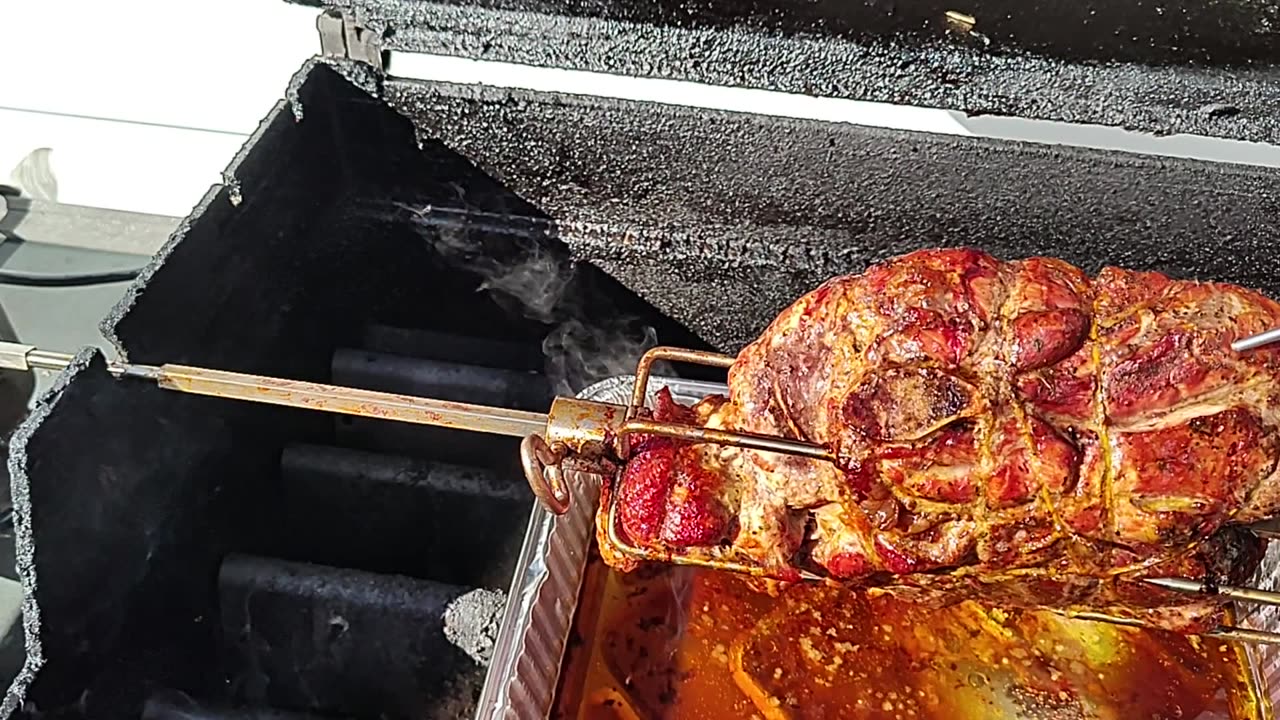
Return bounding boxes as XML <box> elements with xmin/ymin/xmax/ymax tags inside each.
<box><xmin>554</xmin><ymin>556</ymin><xmax>1265</xmax><ymax>720</ymax></box>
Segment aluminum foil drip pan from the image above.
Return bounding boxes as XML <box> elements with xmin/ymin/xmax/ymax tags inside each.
<box><xmin>475</xmin><ymin>373</ymin><xmax>1280</xmax><ymax>719</ymax></box>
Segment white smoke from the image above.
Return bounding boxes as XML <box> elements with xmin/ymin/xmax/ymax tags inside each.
<box><xmin>404</xmin><ymin>201</ymin><xmax>668</xmax><ymax>395</ymax></box>
<box><xmin>542</xmin><ymin>320</ymin><xmax>663</xmax><ymax>397</ymax></box>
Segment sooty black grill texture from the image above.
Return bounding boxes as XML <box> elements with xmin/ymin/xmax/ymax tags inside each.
<box><xmin>305</xmin><ymin>0</ymin><xmax>1280</xmax><ymax>144</ymax></box>
<box><xmin>4</xmin><ymin>55</ymin><xmax>1280</xmax><ymax>719</ymax></box>
<box><xmin>385</xmin><ymin>77</ymin><xmax>1280</xmax><ymax>352</ymax></box>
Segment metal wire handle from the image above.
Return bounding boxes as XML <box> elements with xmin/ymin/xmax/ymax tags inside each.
<box><xmin>603</xmin><ymin>346</ymin><xmax>830</xmax><ymax>578</ymax></box>
<box><xmin>621</xmin><ymin>347</ymin><xmax>833</xmax><ymax>460</ymax></box>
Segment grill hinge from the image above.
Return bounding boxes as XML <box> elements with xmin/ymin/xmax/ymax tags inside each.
<box><xmin>317</xmin><ymin>8</ymin><xmax>384</xmax><ymax>71</ymax></box>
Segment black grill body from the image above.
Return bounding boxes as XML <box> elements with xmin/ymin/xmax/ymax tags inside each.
<box><xmin>5</xmin><ymin>1</ymin><xmax>1280</xmax><ymax>717</ymax></box>
<box><xmin>326</xmin><ymin>0</ymin><xmax>1280</xmax><ymax>143</ymax></box>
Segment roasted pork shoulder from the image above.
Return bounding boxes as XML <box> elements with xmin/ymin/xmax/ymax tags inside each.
<box><xmin>596</xmin><ymin>248</ymin><xmax>1280</xmax><ymax>633</ymax></box>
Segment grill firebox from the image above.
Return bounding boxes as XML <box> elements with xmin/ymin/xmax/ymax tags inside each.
<box><xmin>0</xmin><ymin>67</ymin><xmax>710</xmax><ymax>719</ymax></box>
<box><xmin>6</xmin><ymin>21</ymin><xmax>1280</xmax><ymax>720</ymax></box>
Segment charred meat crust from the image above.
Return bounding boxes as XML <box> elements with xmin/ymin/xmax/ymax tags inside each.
<box><xmin>597</xmin><ymin>248</ymin><xmax>1280</xmax><ymax>633</ymax></box>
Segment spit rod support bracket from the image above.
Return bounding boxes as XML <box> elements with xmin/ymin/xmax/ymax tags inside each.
<box><xmin>0</xmin><ymin>341</ymin><xmax>74</xmax><ymax>372</ymax></box>
<box><xmin>0</xmin><ymin>342</ymin><xmax>35</xmax><ymax>371</ymax></box>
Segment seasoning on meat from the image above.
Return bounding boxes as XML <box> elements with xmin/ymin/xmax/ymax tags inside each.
<box><xmin>596</xmin><ymin>248</ymin><xmax>1280</xmax><ymax>633</ymax></box>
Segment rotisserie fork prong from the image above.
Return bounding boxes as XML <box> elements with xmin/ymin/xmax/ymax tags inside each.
<box><xmin>1143</xmin><ymin>577</ymin><xmax>1280</xmax><ymax>608</ymax></box>
<box><xmin>1066</xmin><ymin>610</ymin><xmax>1280</xmax><ymax>645</ymax></box>
<box><xmin>592</xmin><ymin>341</ymin><xmax>1280</xmax><ymax>648</ymax></box>
<box><xmin>1232</xmin><ymin>327</ymin><xmax>1280</xmax><ymax>353</ymax></box>
<box><xmin>621</xmin><ymin>346</ymin><xmax>832</xmax><ymax>460</ymax></box>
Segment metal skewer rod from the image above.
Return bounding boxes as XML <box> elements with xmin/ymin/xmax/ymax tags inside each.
<box><xmin>1143</xmin><ymin>577</ymin><xmax>1280</xmax><ymax>607</ymax></box>
<box><xmin>621</xmin><ymin>417</ymin><xmax>834</xmax><ymax>461</ymax></box>
<box><xmin>0</xmin><ymin>341</ymin><xmax>549</xmax><ymax>438</ymax></box>
<box><xmin>9</xmin><ymin>342</ymin><xmax>1280</xmax><ymax>644</ymax></box>
<box><xmin>1204</xmin><ymin>626</ymin><xmax>1280</xmax><ymax>645</ymax></box>
<box><xmin>1248</xmin><ymin>519</ymin><xmax>1280</xmax><ymax>540</ymax></box>
<box><xmin>1066</xmin><ymin>611</ymin><xmax>1280</xmax><ymax>645</ymax></box>
<box><xmin>1232</xmin><ymin>328</ymin><xmax>1280</xmax><ymax>353</ymax></box>
<box><xmin>154</xmin><ymin>363</ymin><xmax>549</xmax><ymax>437</ymax></box>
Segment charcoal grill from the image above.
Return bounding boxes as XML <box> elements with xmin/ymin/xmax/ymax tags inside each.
<box><xmin>4</xmin><ymin>0</ymin><xmax>1280</xmax><ymax>718</ymax></box>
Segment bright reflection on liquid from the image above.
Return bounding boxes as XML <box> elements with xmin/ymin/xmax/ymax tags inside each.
<box><xmin>555</xmin><ymin>557</ymin><xmax>1264</xmax><ymax>720</ymax></box>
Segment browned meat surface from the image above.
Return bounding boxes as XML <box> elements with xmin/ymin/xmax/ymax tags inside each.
<box><xmin>596</xmin><ymin>248</ymin><xmax>1280</xmax><ymax>633</ymax></box>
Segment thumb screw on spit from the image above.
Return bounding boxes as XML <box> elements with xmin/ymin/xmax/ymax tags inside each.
<box><xmin>523</xmin><ymin>398</ymin><xmax>630</xmax><ymax>514</ymax></box>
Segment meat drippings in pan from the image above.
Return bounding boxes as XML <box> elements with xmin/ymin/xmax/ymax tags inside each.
<box><xmin>553</xmin><ymin>559</ymin><xmax>1263</xmax><ymax>720</ymax></box>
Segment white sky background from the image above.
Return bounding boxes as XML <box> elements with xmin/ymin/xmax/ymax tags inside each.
<box><xmin>0</xmin><ymin>0</ymin><xmax>319</xmax><ymax>217</ymax></box>
<box><xmin>3</xmin><ymin>0</ymin><xmax>1279</xmax><ymax>219</ymax></box>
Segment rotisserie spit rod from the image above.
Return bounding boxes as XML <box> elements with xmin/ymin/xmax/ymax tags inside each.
<box><xmin>0</xmin><ymin>342</ymin><xmax>549</xmax><ymax>435</ymax></box>
<box><xmin>0</xmin><ymin>341</ymin><xmax>817</xmax><ymax>515</ymax></box>
<box><xmin>7</xmin><ymin>334</ymin><xmax>1280</xmax><ymax>648</ymax></box>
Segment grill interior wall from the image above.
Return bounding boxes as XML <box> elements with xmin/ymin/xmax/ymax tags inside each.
<box><xmin>356</xmin><ymin>0</ymin><xmax>1280</xmax><ymax>65</ymax></box>
<box><xmin>6</xmin><ymin>66</ymin><xmax>701</xmax><ymax>719</ymax></box>
<box><xmin>381</xmin><ymin>76</ymin><xmax>1280</xmax><ymax>352</ymax></box>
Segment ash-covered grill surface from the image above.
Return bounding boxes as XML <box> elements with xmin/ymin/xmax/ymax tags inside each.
<box><xmin>6</xmin><ymin>46</ymin><xmax>1280</xmax><ymax>720</ymax></box>
<box><xmin>385</xmin><ymin>77</ymin><xmax>1280</xmax><ymax>352</ymax></box>
<box><xmin>309</xmin><ymin>0</ymin><xmax>1280</xmax><ymax>144</ymax></box>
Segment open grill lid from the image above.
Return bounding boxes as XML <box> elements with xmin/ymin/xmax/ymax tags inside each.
<box><xmin>291</xmin><ymin>0</ymin><xmax>1280</xmax><ymax>145</ymax></box>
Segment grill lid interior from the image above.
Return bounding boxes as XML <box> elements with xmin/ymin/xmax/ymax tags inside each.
<box><xmin>289</xmin><ymin>0</ymin><xmax>1280</xmax><ymax>144</ymax></box>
